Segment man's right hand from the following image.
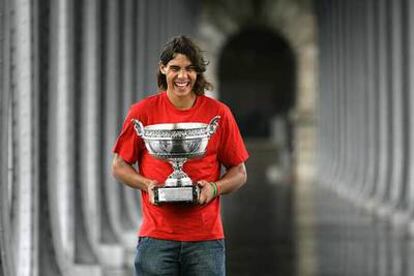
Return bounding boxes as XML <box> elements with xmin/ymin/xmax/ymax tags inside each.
<box><xmin>147</xmin><ymin>181</ymin><xmax>158</xmax><ymax>205</ymax></box>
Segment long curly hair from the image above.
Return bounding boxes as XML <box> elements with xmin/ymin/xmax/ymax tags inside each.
<box><xmin>157</xmin><ymin>35</ymin><xmax>213</xmax><ymax>95</ymax></box>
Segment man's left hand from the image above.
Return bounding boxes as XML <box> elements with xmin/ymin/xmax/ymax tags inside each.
<box><xmin>197</xmin><ymin>180</ymin><xmax>217</xmax><ymax>204</ymax></box>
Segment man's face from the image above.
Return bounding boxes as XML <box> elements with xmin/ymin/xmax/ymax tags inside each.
<box><xmin>160</xmin><ymin>54</ymin><xmax>197</xmax><ymax>98</ymax></box>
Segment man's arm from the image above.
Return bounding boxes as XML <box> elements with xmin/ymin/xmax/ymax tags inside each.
<box><xmin>112</xmin><ymin>154</ymin><xmax>158</xmax><ymax>203</ymax></box>
<box><xmin>198</xmin><ymin>162</ymin><xmax>247</xmax><ymax>204</ymax></box>
<box><xmin>217</xmin><ymin>162</ymin><xmax>247</xmax><ymax>194</ymax></box>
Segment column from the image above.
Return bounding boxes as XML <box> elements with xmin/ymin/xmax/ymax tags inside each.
<box><xmin>388</xmin><ymin>0</ymin><xmax>408</xmax><ymax>222</ymax></box>
<box><xmin>0</xmin><ymin>0</ymin><xmax>15</xmax><ymax>274</ymax></box>
<box><xmin>14</xmin><ymin>0</ymin><xmax>37</xmax><ymax>275</ymax></box>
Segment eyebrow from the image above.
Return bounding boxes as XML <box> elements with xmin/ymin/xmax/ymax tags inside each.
<box><xmin>169</xmin><ymin>65</ymin><xmax>196</xmax><ymax>69</ymax></box>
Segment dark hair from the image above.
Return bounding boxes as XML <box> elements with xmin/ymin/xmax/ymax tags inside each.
<box><xmin>157</xmin><ymin>35</ymin><xmax>213</xmax><ymax>95</ymax></box>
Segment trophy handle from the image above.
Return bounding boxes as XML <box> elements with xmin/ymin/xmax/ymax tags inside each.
<box><xmin>207</xmin><ymin>116</ymin><xmax>221</xmax><ymax>138</ymax></box>
<box><xmin>132</xmin><ymin>119</ymin><xmax>145</xmax><ymax>137</ymax></box>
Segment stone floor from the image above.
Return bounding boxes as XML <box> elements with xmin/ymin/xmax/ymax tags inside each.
<box><xmin>224</xmin><ymin>183</ymin><xmax>414</xmax><ymax>276</ymax></box>
<box><xmin>222</xmin><ymin>143</ymin><xmax>414</xmax><ymax>276</ymax></box>
<box><xmin>310</xmin><ymin>187</ymin><xmax>414</xmax><ymax>276</ymax></box>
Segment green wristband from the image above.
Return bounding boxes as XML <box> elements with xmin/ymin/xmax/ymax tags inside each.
<box><xmin>210</xmin><ymin>182</ymin><xmax>217</xmax><ymax>197</ymax></box>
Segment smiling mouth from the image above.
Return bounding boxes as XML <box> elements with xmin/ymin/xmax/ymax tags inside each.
<box><xmin>175</xmin><ymin>81</ymin><xmax>189</xmax><ymax>88</ymax></box>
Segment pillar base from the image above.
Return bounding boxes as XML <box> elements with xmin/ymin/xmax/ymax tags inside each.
<box><xmin>376</xmin><ymin>204</ymin><xmax>393</xmax><ymax>219</ymax></box>
<box><xmin>99</xmin><ymin>244</ymin><xmax>125</xmax><ymax>268</ymax></box>
<box><xmin>408</xmin><ymin>220</ymin><xmax>414</xmax><ymax>237</ymax></box>
<box><xmin>71</xmin><ymin>265</ymin><xmax>102</xmax><ymax>276</ymax></box>
<box><xmin>391</xmin><ymin>210</ymin><xmax>410</xmax><ymax>229</ymax></box>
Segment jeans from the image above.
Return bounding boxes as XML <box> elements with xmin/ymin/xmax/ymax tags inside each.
<box><xmin>134</xmin><ymin>237</ymin><xmax>226</xmax><ymax>276</ymax></box>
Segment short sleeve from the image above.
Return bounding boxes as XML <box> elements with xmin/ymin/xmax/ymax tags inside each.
<box><xmin>112</xmin><ymin>106</ymin><xmax>144</xmax><ymax>164</ymax></box>
<box><xmin>217</xmin><ymin>105</ymin><xmax>249</xmax><ymax>168</ymax></box>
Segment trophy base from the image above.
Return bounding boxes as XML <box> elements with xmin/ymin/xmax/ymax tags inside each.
<box><xmin>154</xmin><ymin>185</ymin><xmax>199</xmax><ymax>204</ymax></box>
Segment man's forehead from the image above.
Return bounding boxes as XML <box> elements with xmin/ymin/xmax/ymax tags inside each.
<box><xmin>167</xmin><ymin>60</ymin><xmax>193</xmax><ymax>67</ymax></box>
<box><xmin>167</xmin><ymin>54</ymin><xmax>193</xmax><ymax>65</ymax></box>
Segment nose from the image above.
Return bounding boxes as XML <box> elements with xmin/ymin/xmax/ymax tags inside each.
<box><xmin>177</xmin><ymin>68</ymin><xmax>188</xmax><ymax>78</ymax></box>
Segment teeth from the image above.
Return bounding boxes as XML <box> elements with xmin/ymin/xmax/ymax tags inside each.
<box><xmin>175</xmin><ymin>82</ymin><xmax>188</xmax><ymax>87</ymax></box>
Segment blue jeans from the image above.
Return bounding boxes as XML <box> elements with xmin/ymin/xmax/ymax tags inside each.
<box><xmin>134</xmin><ymin>237</ymin><xmax>226</xmax><ymax>276</ymax></box>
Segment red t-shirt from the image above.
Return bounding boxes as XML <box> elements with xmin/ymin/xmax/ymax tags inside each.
<box><xmin>112</xmin><ymin>91</ymin><xmax>249</xmax><ymax>241</ymax></box>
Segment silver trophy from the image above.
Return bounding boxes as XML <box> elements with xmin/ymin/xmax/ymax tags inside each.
<box><xmin>132</xmin><ymin>116</ymin><xmax>220</xmax><ymax>204</ymax></box>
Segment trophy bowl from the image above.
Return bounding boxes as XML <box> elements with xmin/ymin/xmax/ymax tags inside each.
<box><xmin>132</xmin><ymin>116</ymin><xmax>220</xmax><ymax>204</ymax></box>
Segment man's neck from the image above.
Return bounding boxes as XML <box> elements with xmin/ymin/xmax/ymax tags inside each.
<box><xmin>167</xmin><ymin>91</ymin><xmax>197</xmax><ymax>110</ymax></box>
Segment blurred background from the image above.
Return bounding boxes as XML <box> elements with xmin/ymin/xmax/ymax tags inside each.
<box><xmin>1</xmin><ymin>0</ymin><xmax>414</xmax><ymax>275</ymax></box>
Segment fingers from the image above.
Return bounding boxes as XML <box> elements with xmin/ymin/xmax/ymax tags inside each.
<box><xmin>147</xmin><ymin>180</ymin><xmax>158</xmax><ymax>205</ymax></box>
<box><xmin>197</xmin><ymin>180</ymin><xmax>208</xmax><ymax>204</ymax></box>
<box><xmin>197</xmin><ymin>180</ymin><xmax>214</xmax><ymax>205</ymax></box>
<box><xmin>147</xmin><ymin>180</ymin><xmax>157</xmax><ymax>190</ymax></box>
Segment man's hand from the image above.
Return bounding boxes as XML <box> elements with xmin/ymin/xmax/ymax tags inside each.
<box><xmin>197</xmin><ymin>180</ymin><xmax>218</xmax><ymax>204</ymax></box>
<box><xmin>147</xmin><ymin>180</ymin><xmax>159</xmax><ymax>205</ymax></box>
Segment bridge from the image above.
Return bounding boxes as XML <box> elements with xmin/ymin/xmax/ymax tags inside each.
<box><xmin>1</xmin><ymin>0</ymin><xmax>414</xmax><ymax>275</ymax></box>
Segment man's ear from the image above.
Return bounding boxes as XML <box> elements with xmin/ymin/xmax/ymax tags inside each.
<box><xmin>159</xmin><ymin>64</ymin><xmax>167</xmax><ymax>75</ymax></box>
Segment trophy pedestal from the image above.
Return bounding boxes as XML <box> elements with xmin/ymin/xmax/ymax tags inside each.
<box><xmin>154</xmin><ymin>185</ymin><xmax>199</xmax><ymax>204</ymax></box>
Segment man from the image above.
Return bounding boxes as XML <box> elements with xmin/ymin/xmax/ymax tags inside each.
<box><xmin>112</xmin><ymin>35</ymin><xmax>249</xmax><ymax>275</ymax></box>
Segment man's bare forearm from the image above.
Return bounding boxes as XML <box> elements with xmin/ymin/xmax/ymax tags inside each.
<box><xmin>111</xmin><ymin>154</ymin><xmax>152</xmax><ymax>192</ymax></box>
<box><xmin>215</xmin><ymin>163</ymin><xmax>247</xmax><ymax>195</ymax></box>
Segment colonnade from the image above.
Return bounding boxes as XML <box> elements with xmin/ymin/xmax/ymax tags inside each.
<box><xmin>316</xmin><ymin>0</ymin><xmax>414</xmax><ymax>232</ymax></box>
<box><xmin>0</xmin><ymin>0</ymin><xmax>199</xmax><ymax>275</ymax></box>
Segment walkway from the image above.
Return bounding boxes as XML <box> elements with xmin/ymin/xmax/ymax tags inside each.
<box><xmin>223</xmin><ymin>143</ymin><xmax>414</xmax><ymax>276</ymax></box>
